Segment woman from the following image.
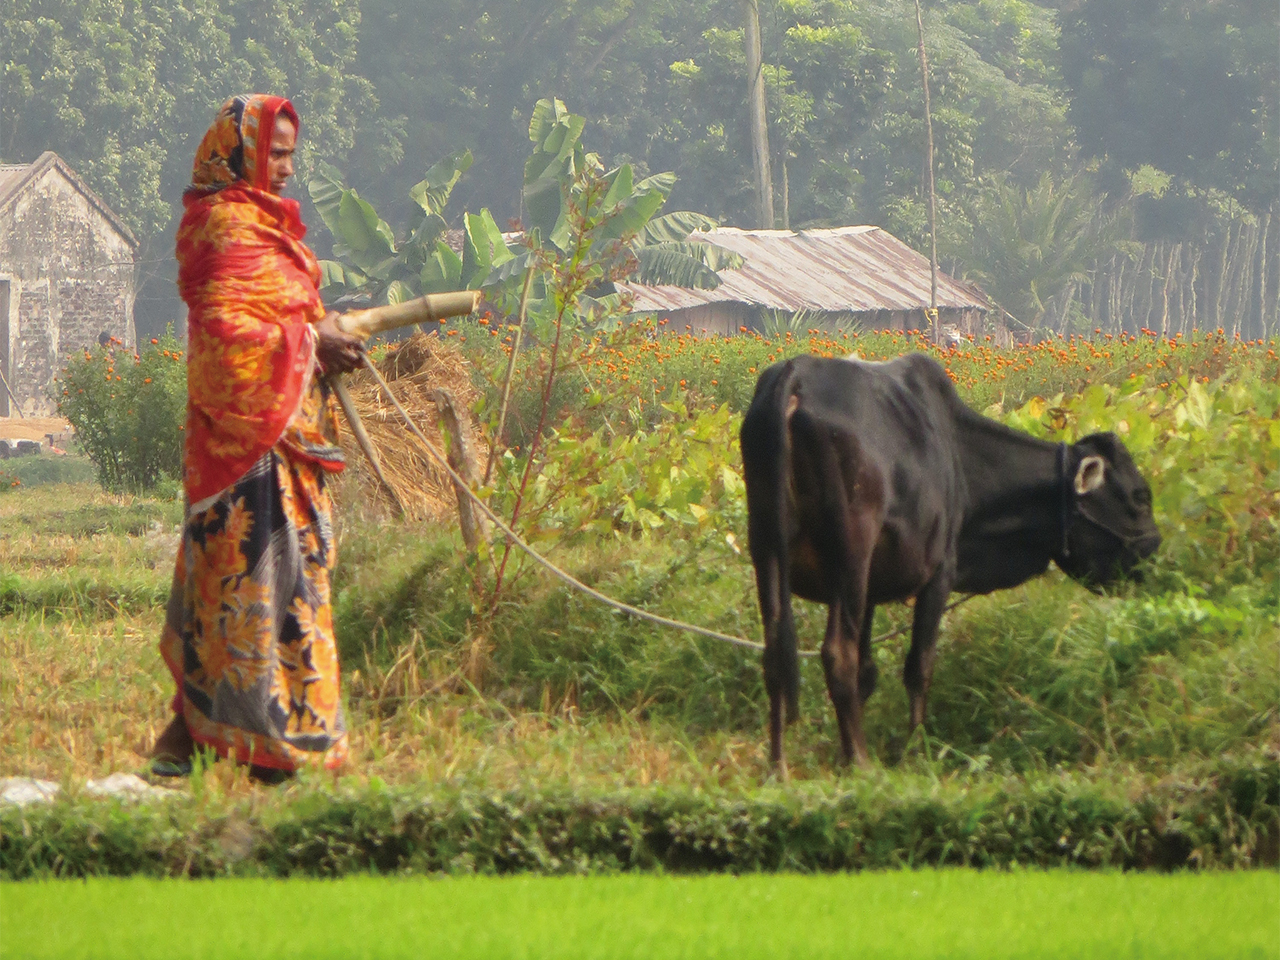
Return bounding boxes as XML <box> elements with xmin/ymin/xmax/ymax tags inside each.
<box><xmin>149</xmin><ymin>94</ymin><xmax>363</xmax><ymax>781</ymax></box>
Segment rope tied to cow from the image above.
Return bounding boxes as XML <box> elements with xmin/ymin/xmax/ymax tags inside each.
<box><xmin>352</xmin><ymin>353</ymin><xmax>975</xmax><ymax>658</ymax></box>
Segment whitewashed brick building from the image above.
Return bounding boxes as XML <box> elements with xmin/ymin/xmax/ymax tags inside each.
<box><xmin>0</xmin><ymin>152</ymin><xmax>137</xmax><ymax>416</ymax></box>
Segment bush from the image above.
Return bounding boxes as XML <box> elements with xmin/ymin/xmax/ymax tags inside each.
<box><xmin>0</xmin><ymin>455</ymin><xmax>96</xmax><ymax>492</ymax></box>
<box><xmin>1</xmin><ymin>752</ymin><xmax>1274</xmax><ymax>877</ymax></box>
<box><xmin>56</xmin><ymin>333</ymin><xmax>186</xmax><ymax>494</ymax></box>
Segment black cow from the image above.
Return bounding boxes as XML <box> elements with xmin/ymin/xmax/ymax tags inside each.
<box><xmin>740</xmin><ymin>353</ymin><xmax>1161</xmax><ymax>771</ymax></box>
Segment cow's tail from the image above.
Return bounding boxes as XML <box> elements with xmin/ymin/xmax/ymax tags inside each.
<box><xmin>741</xmin><ymin>361</ymin><xmax>802</xmax><ymax>724</ymax></box>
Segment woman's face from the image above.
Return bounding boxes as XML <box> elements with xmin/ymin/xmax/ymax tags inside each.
<box><xmin>267</xmin><ymin>117</ymin><xmax>297</xmax><ymax>194</ymax></box>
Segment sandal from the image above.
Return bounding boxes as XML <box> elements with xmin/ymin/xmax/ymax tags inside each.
<box><xmin>147</xmin><ymin>716</ymin><xmax>195</xmax><ymax>778</ymax></box>
<box><xmin>148</xmin><ymin>758</ymin><xmax>193</xmax><ymax>778</ymax></box>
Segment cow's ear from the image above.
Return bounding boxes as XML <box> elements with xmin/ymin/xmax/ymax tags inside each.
<box><xmin>1075</xmin><ymin>455</ymin><xmax>1107</xmax><ymax>495</ymax></box>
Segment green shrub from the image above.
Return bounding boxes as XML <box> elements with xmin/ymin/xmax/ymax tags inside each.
<box><xmin>2</xmin><ymin>753</ymin><xmax>1274</xmax><ymax>877</ymax></box>
<box><xmin>0</xmin><ymin>454</ymin><xmax>97</xmax><ymax>492</ymax></box>
<box><xmin>55</xmin><ymin>333</ymin><xmax>186</xmax><ymax>494</ymax></box>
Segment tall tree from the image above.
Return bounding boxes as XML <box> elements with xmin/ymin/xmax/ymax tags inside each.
<box><xmin>742</xmin><ymin>0</ymin><xmax>774</xmax><ymax>228</ymax></box>
<box><xmin>2</xmin><ymin>0</ymin><xmax>379</xmax><ymax>333</ymax></box>
<box><xmin>1060</xmin><ymin>0</ymin><xmax>1278</xmax><ymax>216</ymax></box>
<box><xmin>912</xmin><ymin>0</ymin><xmax>938</xmax><ymax>319</ymax></box>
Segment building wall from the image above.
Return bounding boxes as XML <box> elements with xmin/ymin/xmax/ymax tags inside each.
<box><xmin>0</xmin><ymin>164</ymin><xmax>135</xmax><ymax>416</ymax></box>
<box><xmin>659</xmin><ymin>302</ymin><xmax>756</xmax><ymax>338</ymax></box>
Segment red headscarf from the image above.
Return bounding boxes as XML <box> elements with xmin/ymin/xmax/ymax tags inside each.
<box><xmin>176</xmin><ymin>94</ymin><xmax>328</xmax><ymax>508</ymax></box>
<box><xmin>187</xmin><ymin>94</ymin><xmax>301</xmax><ymax>194</ymax></box>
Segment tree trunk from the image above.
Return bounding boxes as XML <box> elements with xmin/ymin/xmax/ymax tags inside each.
<box><xmin>1158</xmin><ymin>243</ymin><xmax>1177</xmax><ymax>336</ymax></box>
<box><xmin>1172</xmin><ymin>244</ymin><xmax>1188</xmax><ymax>336</ymax></box>
<box><xmin>1109</xmin><ymin>255</ymin><xmax>1123</xmax><ymax>333</ymax></box>
<box><xmin>1124</xmin><ymin>251</ymin><xmax>1142</xmax><ymax>333</ymax></box>
<box><xmin>1251</xmin><ymin>208</ymin><xmax>1271</xmax><ymax>339</ymax></box>
<box><xmin>780</xmin><ymin>152</ymin><xmax>790</xmax><ymax>229</ymax></box>
<box><xmin>1232</xmin><ymin>221</ymin><xmax>1259</xmax><ymax>338</ymax></box>
<box><xmin>1188</xmin><ymin>245</ymin><xmax>1202</xmax><ymax>331</ymax></box>
<box><xmin>913</xmin><ymin>0</ymin><xmax>939</xmax><ymax>329</ymax></box>
<box><xmin>1211</xmin><ymin>220</ymin><xmax>1234</xmax><ymax>329</ymax></box>
<box><xmin>743</xmin><ymin>0</ymin><xmax>774</xmax><ymax>229</ymax></box>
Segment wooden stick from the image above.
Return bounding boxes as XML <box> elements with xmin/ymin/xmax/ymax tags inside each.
<box><xmin>336</xmin><ymin>291</ymin><xmax>479</xmax><ymax>339</ymax></box>
<box><xmin>0</xmin><ymin>364</ymin><xmax>24</xmax><ymax>418</ymax></box>
<box><xmin>330</xmin><ymin>376</ymin><xmax>405</xmax><ymax>517</ymax></box>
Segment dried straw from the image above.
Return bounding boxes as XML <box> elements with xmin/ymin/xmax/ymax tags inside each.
<box><xmin>334</xmin><ymin>332</ymin><xmax>485</xmax><ymax>522</ymax></box>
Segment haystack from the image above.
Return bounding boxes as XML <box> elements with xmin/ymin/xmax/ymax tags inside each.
<box><xmin>335</xmin><ymin>332</ymin><xmax>485</xmax><ymax>522</ymax></box>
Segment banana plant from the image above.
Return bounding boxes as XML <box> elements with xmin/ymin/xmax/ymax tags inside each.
<box><xmin>309</xmin><ymin>100</ymin><xmax>745</xmax><ymax>314</ymax></box>
<box><xmin>520</xmin><ymin>98</ymin><xmax>743</xmax><ymax>292</ymax></box>
<box><xmin>309</xmin><ymin>149</ymin><xmax>475</xmax><ymax>305</ymax></box>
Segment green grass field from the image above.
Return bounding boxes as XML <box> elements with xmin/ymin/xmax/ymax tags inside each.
<box><xmin>2</xmin><ymin>871</ymin><xmax>1276</xmax><ymax>959</ymax></box>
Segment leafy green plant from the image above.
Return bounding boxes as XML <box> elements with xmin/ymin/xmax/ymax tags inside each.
<box><xmin>0</xmin><ymin>455</ymin><xmax>96</xmax><ymax>491</ymax></box>
<box><xmin>489</xmin><ymin>399</ymin><xmax>744</xmax><ymax>543</ymax></box>
<box><xmin>55</xmin><ymin>333</ymin><xmax>186</xmax><ymax>494</ymax></box>
<box><xmin>309</xmin><ymin>150</ymin><xmax>476</xmax><ymax>306</ymax></box>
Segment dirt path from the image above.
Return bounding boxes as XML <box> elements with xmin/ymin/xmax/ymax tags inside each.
<box><xmin>0</xmin><ymin>416</ymin><xmax>72</xmax><ymax>445</ymax></box>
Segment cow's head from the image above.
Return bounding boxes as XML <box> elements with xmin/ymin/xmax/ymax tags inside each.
<box><xmin>1057</xmin><ymin>432</ymin><xmax>1161</xmax><ymax>587</ymax></box>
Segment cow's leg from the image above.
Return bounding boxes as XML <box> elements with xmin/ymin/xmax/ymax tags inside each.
<box><xmin>819</xmin><ymin>523</ymin><xmax>877</xmax><ymax>767</ymax></box>
<box><xmin>820</xmin><ymin>597</ymin><xmax>867</xmax><ymax>766</ymax></box>
<box><xmin>858</xmin><ymin>602</ymin><xmax>878</xmax><ymax>703</ymax></box>
<box><xmin>903</xmin><ymin>569</ymin><xmax>951</xmax><ymax>732</ymax></box>
<box><xmin>755</xmin><ymin>555</ymin><xmax>795</xmax><ymax>776</ymax></box>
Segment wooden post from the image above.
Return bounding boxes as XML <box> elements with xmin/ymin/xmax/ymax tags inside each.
<box><xmin>0</xmin><ymin>365</ymin><xmax>23</xmax><ymax>418</ymax></box>
<box><xmin>433</xmin><ymin>388</ymin><xmax>488</xmax><ymax>551</ymax></box>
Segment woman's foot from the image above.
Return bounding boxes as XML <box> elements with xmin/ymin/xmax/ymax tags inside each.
<box><xmin>148</xmin><ymin>716</ymin><xmax>195</xmax><ymax>776</ymax></box>
<box><xmin>248</xmin><ymin>764</ymin><xmax>295</xmax><ymax>786</ymax></box>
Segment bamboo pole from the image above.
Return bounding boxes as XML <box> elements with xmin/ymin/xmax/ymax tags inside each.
<box><xmin>337</xmin><ymin>290</ymin><xmax>480</xmax><ymax>339</ymax></box>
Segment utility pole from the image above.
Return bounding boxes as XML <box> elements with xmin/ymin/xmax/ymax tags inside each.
<box><xmin>743</xmin><ymin>0</ymin><xmax>774</xmax><ymax>229</ymax></box>
<box><xmin>913</xmin><ymin>0</ymin><xmax>939</xmax><ymax>339</ymax></box>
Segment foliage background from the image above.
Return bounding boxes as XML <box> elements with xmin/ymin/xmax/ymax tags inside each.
<box><xmin>4</xmin><ymin>0</ymin><xmax>1275</xmax><ymax>337</ymax></box>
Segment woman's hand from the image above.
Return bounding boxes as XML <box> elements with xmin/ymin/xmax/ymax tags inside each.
<box><xmin>315</xmin><ymin>311</ymin><xmax>365</xmax><ymax>375</ymax></box>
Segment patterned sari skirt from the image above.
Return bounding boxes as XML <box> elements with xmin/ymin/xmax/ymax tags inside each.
<box><xmin>159</xmin><ymin>443</ymin><xmax>348</xmax><ymax>771</ymax></box>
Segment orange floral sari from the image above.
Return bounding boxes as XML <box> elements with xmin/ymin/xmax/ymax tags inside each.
<box><xmin>160</xmin><ymin>94</ymin><xmax>348</xmax><ymax>772</ymax></box>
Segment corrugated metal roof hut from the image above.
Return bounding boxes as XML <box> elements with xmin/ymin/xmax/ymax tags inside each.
<box><xmin>620</xmin><ymin>226</ymin><xmax>1000</xmax><ymax>341</ymax></box>
<box><xmin>0</xmin><ymin>152</ymin><xmax>137</xmax><ymax>416</ymax></box>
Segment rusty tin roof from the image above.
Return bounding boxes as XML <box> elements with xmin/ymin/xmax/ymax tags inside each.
<box><xmin>620</xmin><ymin>226</ymin><xmax>990</xmax><ymax>314</ymax></box>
